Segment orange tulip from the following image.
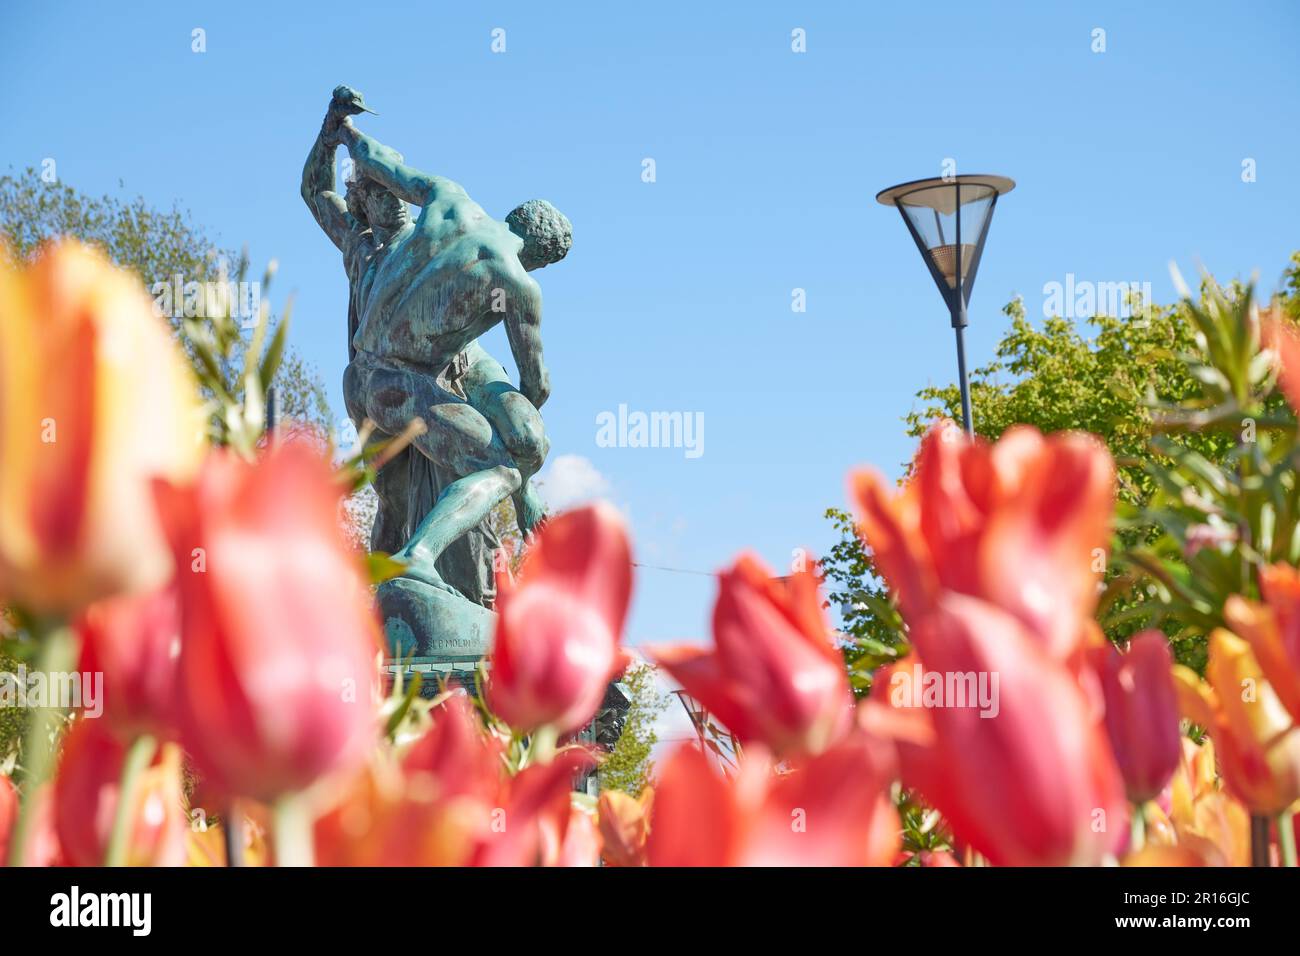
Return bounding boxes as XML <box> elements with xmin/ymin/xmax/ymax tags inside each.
<box><xmin>315</xmin><ymin>694</ymin><xmax>592</xmax><ymax>866</ymax></box>
<box><xmin>0</xmin><ymin>241</ymin><xmax>204</xmax><ymax>614</ymax></box>
<box><xmin>1173</xmin><ymin>630</ymin><xmax>1300</xmax><ymax>815</ymax></box>
<box><xmin>651</xmin><ymin>555</ymin><xmax>853</xmax><ymax>757</ymax></box>
<box><xmin>1090</xmin><ymin>631</ymin><xmax>1182</xmax><ymax>803</ymax></box>
<box><xmin>1165</xmin><ymin>737</ymin><xmax>1252</xmax><ymax>867</ymax></box>
<box><xmin>597</xmin><ymin>788</ymin><xmax>652</xmax><ymax>867</ymax></box>
<box><xmin>646</xmin><ymin>732</ymin><xmax>899</xmax><ymax>867</ymax></box>
<box><xmin>1223</xmin><ymin>564</ymin><xmax>1300</xmax><ymax>723</ymax></box>
<box><xmin>872</xmin><ymin>595</ymin><xmax>1126</xmax><ymax>866</ymax></box>
<box><xmin>154</xmin><ymin>444</ymin><xmax>380</xmax><ymax>803</ymax></box>
<box><xmin>488</xmin><ymin>503</ymin><xmax>632</xmax><ymax>735</ymax></box>
<box><xmin>851</xmin><ymin>423</ymin><xmax>1113</xmax><ymax>661</ymax></box>
<box><xmin>53</xmin><ymin>718</ymin><xmax>187</xmax><ymax>866</ymax></box>
<box><xmin>76</xmin><ymin>583</ymin><xmax>180</xmax><ymax>739</ymax></box>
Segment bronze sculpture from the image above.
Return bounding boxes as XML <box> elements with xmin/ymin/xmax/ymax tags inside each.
<box><xmin>301</xmin><ymin>86</ymin><xmax>571</xmax><ymax>657</ymax></box>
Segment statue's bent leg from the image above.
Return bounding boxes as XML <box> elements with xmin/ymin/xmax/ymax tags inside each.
<box><xmin>461</xmin><ymin>346</ymin><xmax>550</xmax><ymax>537</ymax></box>
<box><xmin>347</xmin><ymin>352</ymin><xmax>526</xmax><ymax>585</ymax></box>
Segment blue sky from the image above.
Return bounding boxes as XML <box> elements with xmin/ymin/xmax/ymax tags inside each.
<box><xmin>4</xmin><ymin>0</ymin><xmax>1299</xmax><ymax>646</ymax></box>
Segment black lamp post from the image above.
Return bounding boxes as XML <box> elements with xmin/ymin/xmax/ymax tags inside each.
<box><xmin>876</xmin><ymin>174</ymin><xmax>1014</xmax><ymax>435</ymax></box>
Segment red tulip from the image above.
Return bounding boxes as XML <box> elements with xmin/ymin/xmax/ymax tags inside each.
<box><xmin>1090</xmin><ymin>631</ymin><xmax>1182</xmax><ymax>804</ymax></box>
<box><xmin>75</xmin><ymin>583</ymin><xmax>180</xmax><ymax>739</ymax></box>
<box><xmin>852</xmin><ymin>424</ymin><xmax>1114</xmax><ymax>661</ymax></box>
<box><xmin>873</xmin><ymin>594</ymin><xmax>1126</xmax><ymax>866</ymax></box>
<box><xmin>487</xmin><ymin>503</ymin><xmax>632</xmax><ymax>734</ymax></box>
<box><xmin>646</xmin><ymin>732</ymin><xmax>899</xmax><ymax>867</ymax></box>
<box><xmin>154</xmin><ymin>444</ymin><xmax>380</xmax><ymax>803</ymax></box>
<box><xmin>651</xmin><ymin>554</ymin><xmax>852</xmax><ymax>757</ymax></box>
<box><xmin>53</xmin><ymin>718</ymin><xmax>187</xmax><ymax>866</ymax></box>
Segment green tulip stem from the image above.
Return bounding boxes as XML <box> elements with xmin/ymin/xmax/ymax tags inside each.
<box><xmin>1279</xmin><ymin>811</ymin><xmax>1297</xmax><ymax>868</ymax></box>
<box><xmin>1130</xmin><ymin>802</ymin><xmax>1147</xmax><ymax>853</ymax></box>
<box><xmin>273</xmin><ymin>791</ymin><xmax>316</xmax><ymax>867</ymax></box>
<box><xmin>105</xmin><ymin>734</ymin><xmax>158</xmax><ymax>866</ymax></box>
<box><xmin>6</xmin><ymin>621</ymin><xmax>78</xmax><ymax>867</ymax></box>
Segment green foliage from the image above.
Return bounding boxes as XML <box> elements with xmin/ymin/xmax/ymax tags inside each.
<box><xmin>821</xmin><ymin>255</ymin><xmax>1300</xmax><ymax>673</ymax></box>
<box><xmin>819</xmin><ymin>508</ymin><xmax>906</xmax><ymax>698</ymax></box>
<box><xmin>597</xmin><ymin>662</ymin><xmax>669</xmax><ymax>797</ymax></box>
<box><xmin>0</xmin><ymin>166</ymin><xmax>332</xmax><ymax>436</ymax></box>
<box><xmin>1104</xmin><ymin>274</ymin><xmax>1300</xmax><ymax>671</ymax></box>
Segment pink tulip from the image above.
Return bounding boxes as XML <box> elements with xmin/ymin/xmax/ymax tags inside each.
<box><xmin>651</xmin><ymin>554</ymin><xmax>853</xmax><ymax>757</ymax></box>
<box><xmin>1090</xmin><ymin>631</ymin><xmax>1181</xmax><ymax>803</ymax></box>
<box><xmin>873</xmin><ymin>594</ymin><xmax>1126</xmax><ymax>866</ymax></box>
<box><xmin>487</xmin><ymin>503</ymin><xmax>632</xmax><ymax>734</ymax></box>
<box><xmin>0</xmin><ymin>775</ymin><xmax>15</xmax><ymax>863</ymax></box>
<box><xmin>154</xmin><ymin>444</ymin><xmax>380</xmax><ymax>803</ymax></box>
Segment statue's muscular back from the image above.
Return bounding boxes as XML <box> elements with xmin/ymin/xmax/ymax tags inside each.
<box><xmin>352</xmin><ymin>177</ymin><xmax>539</xmax><ymax>372</ymax></box>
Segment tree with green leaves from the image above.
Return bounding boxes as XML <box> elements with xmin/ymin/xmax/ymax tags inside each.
<box><xmin>0</xmin><ymin>166</ymin><xmax>332</xmax><ymax>436</ymax></box>
<box><xmin>821</xmin><ymin>255</ymin><xmax>1300</xmax><ymax>677</ymax></box>
<box><xmin>597</xmin><ymin>662</ymin><xmax>669</xmax><ymax>797</ymax></box>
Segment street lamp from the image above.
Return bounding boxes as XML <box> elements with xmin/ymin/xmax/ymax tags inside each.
<box><xmin>876</xmin><ymin>174</ymin><xmax>1014</xmax><ymax>435</ymax></box>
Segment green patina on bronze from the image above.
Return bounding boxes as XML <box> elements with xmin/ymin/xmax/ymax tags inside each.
<box><xmin>302</xmin><ymin>86</ymin><xmax>571</xmax><ymax>659</ymax></box>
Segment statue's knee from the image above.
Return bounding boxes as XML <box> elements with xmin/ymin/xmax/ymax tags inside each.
<box><xmin>507</xmin><ymin>413</ymin><xmax>548</xmax><ymax>470</ymax></box>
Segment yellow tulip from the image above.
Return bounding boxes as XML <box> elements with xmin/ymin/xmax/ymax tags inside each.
<box><xmin>0</xmin><ymin>241</ymin><xmax>204</xmax><ymax>614</ymax></box>
<box><xmin>1173</xmin><ymin>630</ymin><xmax>1300</xmax><ymax>815</ymax></box>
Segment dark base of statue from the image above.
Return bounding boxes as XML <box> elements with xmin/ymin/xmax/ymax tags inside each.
<box><xmin>377</xmin><ymin>576</ymin><xmax>496</xmax><ymax>662</ymax></box>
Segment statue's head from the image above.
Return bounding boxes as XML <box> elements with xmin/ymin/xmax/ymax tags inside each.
<box><xmin>505</xmin><ymin>199</ymin><xmax>572</xmax><ymax>271</ymax></box>
<box><xmin>346</xmin><ymin>177</ymin><xmax>409</xmax><ymax>241</ymax></box>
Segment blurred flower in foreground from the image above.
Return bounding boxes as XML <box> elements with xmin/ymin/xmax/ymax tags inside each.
<box><xmin>155</xmin><ymin>443</ymin><xmax>380</xmax><ymax>803</ymax></box>
<box><xmin>598</xmin><ymin>788</ymin><xmax>652</xmax><ymax>867</ymax></box>
<box><xmin>0</xmin><ymin>775</ymin><xmax>15</xmax><ymax>863</ymax></box>
<box><xmin>1090</xmin><ymin>631</ymin><xmax>1182</xmax><ymax>804</ymax></box>
<box><xmin>646</xmin><ymin>732</ymin><xmax>898</xmax><ymax>866</ymax></box>
<box><xmin>53</xmin><ymin>718</ymin><xmax>187</xmax><ymax>867</ymax></box>
<box><xmin>1173</xmin><ymin>629</ymin><xmax>1300</xmax><ymax>816</ymax></box>
<box><xmin>1264</xmin><ymin>308</ymin><xmax>1300</xmax><ymax>416</ymax></box>
<box><xmin>316</xmin><ymin>695</ymin><xmax>592</xmax><ymax>866</ymax></box>
<box><xmin>488</xmin><ymin>502</ymin><xmax>632</xmax><ymax>735</ymax></box>
<box><xmin>1224</xmin><ymin>563</ymin><xmax>1300</xmax><ymax>723</ymax></box>
<box><xmin>869</xmin><ymin>595</ymin><xmax>1126</xmax><ymax>866</ymax></box>
<box><xmin>76</xmin><ymin>583</ymin><xmax>181</xmax><ymax>740</ymax></box>
<box><xmin>0</xmin><ymin>241</ymin><xmax>204</xmax><ymax>615</ymax></box>
<box><xmin>651</xmin><ymin>555</ymin><xmax>852</xmax><ymax>757</ymax></box>
<box><xmin>1162</xmin><ymin>737</ymin><xmax>1251</xmax><ymax>867</ymax></box>
<box><xmin>852</xmin><ymin>423</ymin><xmax>1114</xmax><ymax>661</ymax></box>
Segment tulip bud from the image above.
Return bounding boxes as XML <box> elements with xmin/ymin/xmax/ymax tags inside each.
<box><xmin>0</xmin><ymin>241</ymin><xmax>204</xmax><ymax>615</ymax></box>
<box><xmin>652</xmin><ymin>554</ymin><xmax>852</xmax><ymax>756</ymax></box>
<box><xmin>1092</xmin><ymin>631</ymin><xmax>1181</xmax><ymax>803</ymax></box>
<box><xmin>75</xmin><ymin>583</ymin><xmax>181</xmax><ymax>739</ymax></box>
<box><xmin>155</xmin><ymin>444</ymin><xmax>380</xmax><ymax>803</ymax></box>
<box><xmin>487</xmin><ymin>503</ymin><xmax>632</xmax><ymax>734</ymax></box>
